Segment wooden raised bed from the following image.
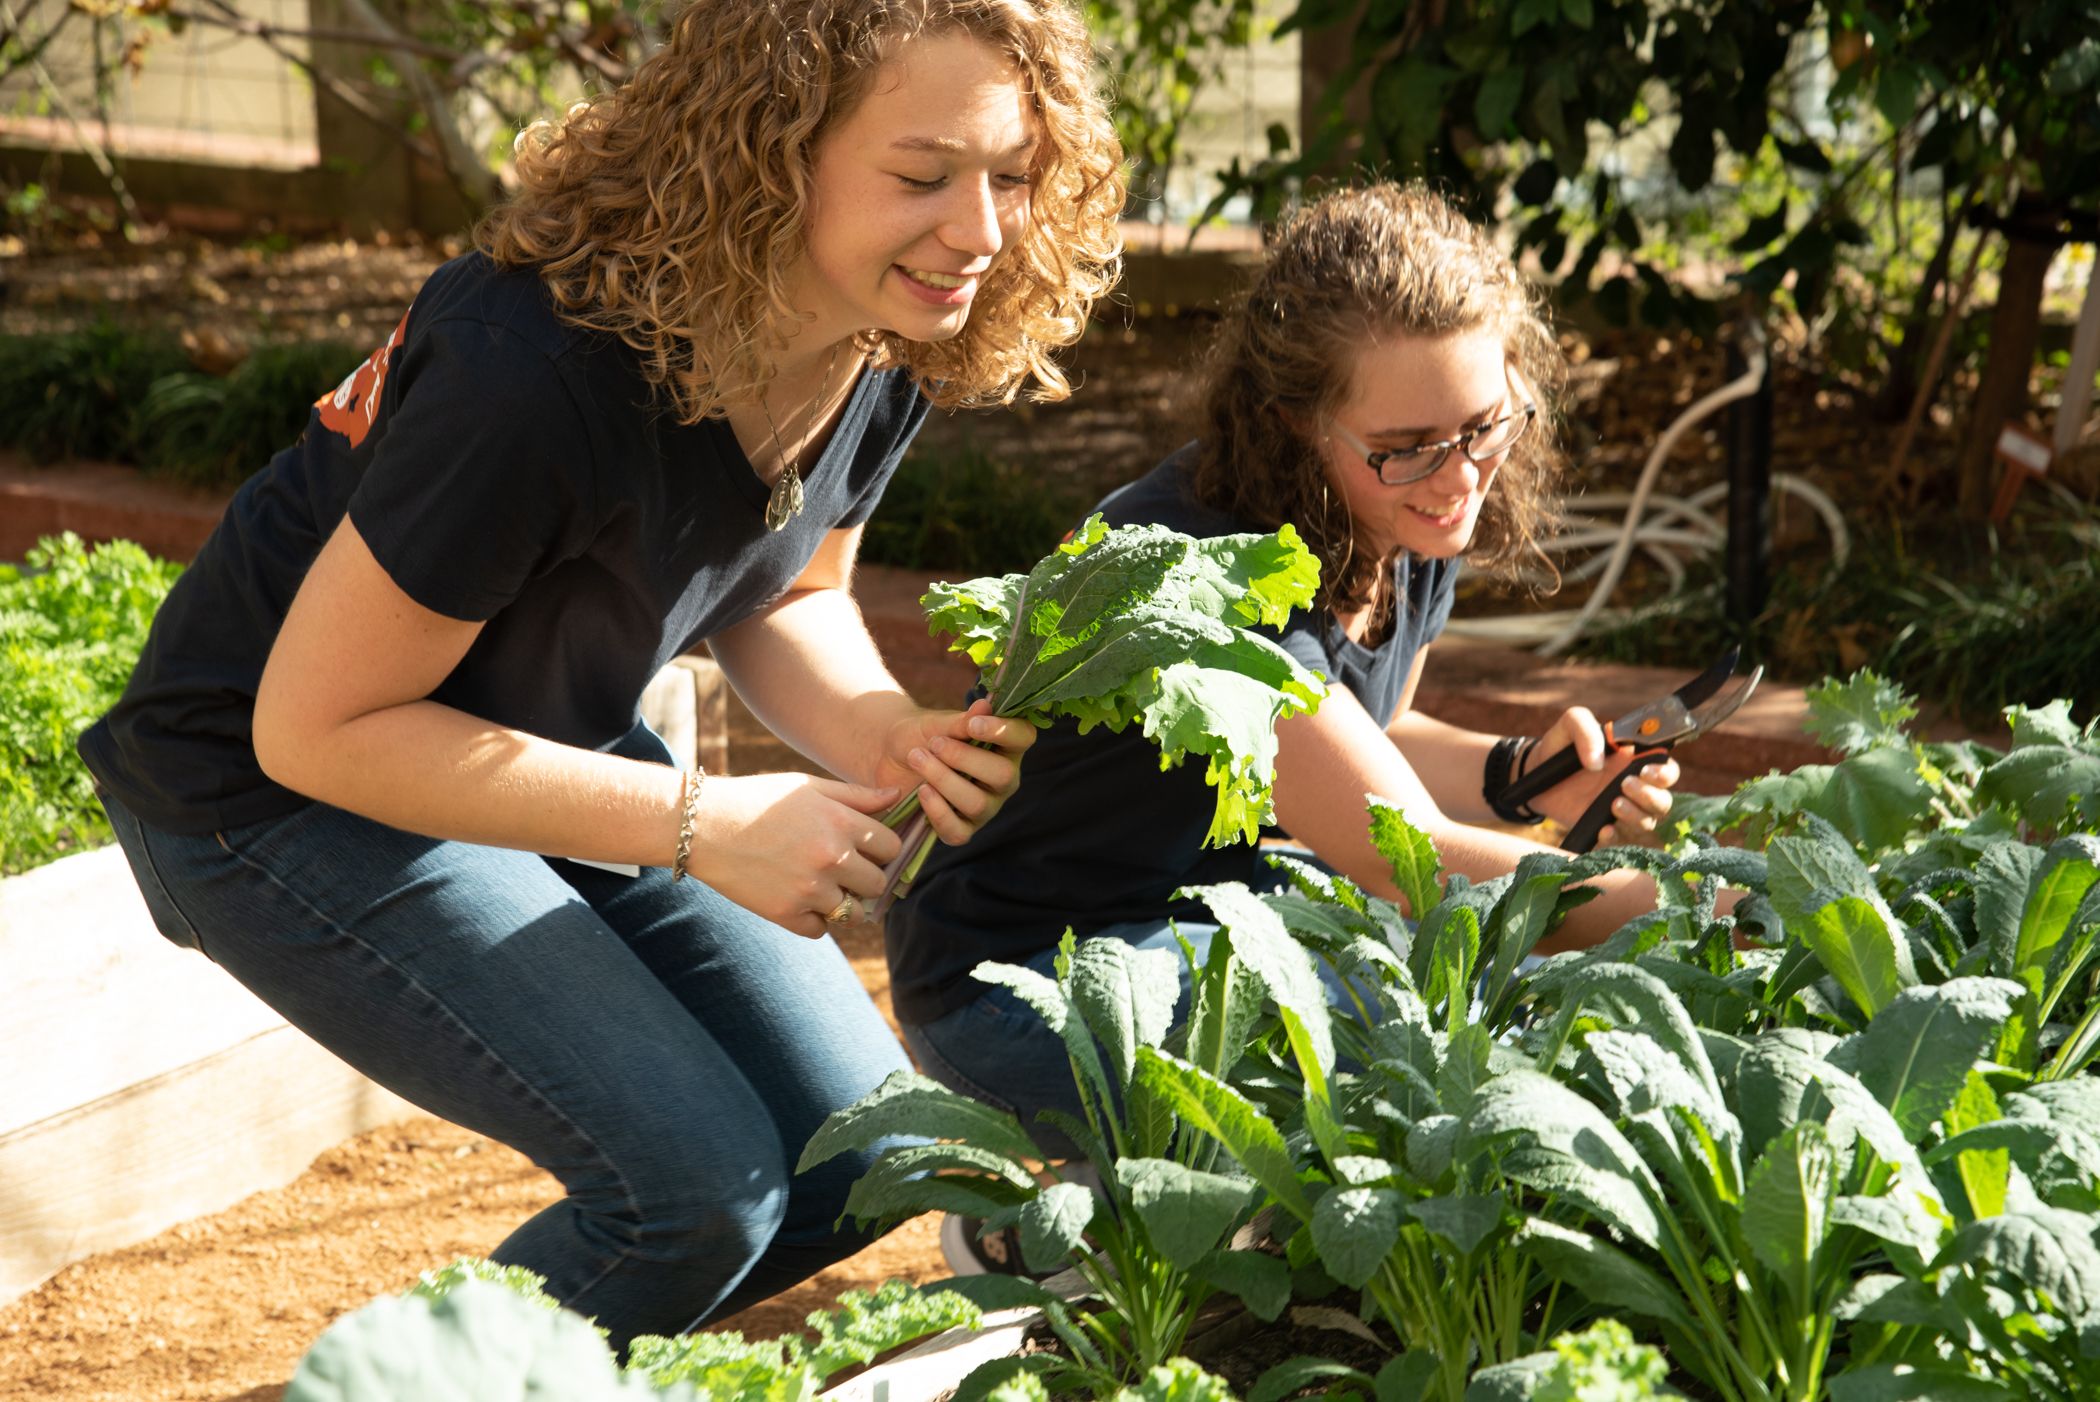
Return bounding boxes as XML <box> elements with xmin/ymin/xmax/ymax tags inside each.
<box><xmin>0</xmin><ymin>845</ymin><xmax>418</xmax><ymax>1305</ymax></box>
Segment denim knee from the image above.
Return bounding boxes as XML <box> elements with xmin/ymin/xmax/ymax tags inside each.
<box><xmin>621</xmin><ymin>1123</ymin><xmax>791</xmax><ymax>1268</ymax></box>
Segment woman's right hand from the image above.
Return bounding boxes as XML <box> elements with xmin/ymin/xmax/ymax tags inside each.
<box><xmin>685</xmin><ymin>772</ymin><xmax>905</xmax><ymax>937</ymax></box>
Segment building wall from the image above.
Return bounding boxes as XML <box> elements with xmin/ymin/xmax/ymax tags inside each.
<box><xmin>0</xmin><ymin>0</ymin><xmax>318</xmax><ymax>169</ymax></box>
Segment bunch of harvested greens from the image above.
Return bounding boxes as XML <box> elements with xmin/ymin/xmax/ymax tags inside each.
<box><xmin>868</xmin><ymin>514</ymin><xmax>1326</xmax><ymax>918</ymax></box>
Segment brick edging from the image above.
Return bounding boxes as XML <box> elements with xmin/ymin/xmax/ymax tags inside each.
<box><xmin>0</xmin><ymin>454</ymin><xmax>227</xmax><ymax>564</ymax></box>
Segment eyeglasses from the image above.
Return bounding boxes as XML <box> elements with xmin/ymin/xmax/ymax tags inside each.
<box><xmin>1327</xmin><ymin>399</ymin><xmax>1538</xmax><ymax>486</ymax></box>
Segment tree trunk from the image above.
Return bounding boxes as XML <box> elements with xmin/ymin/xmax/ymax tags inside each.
<box><xmin>1871</xmin><ymin>196</ymin><xmax>1963</xmax><ymax>422</ymax></box>
<box><xmin>1956</xmin><ymin>232</ymin><xmax>2059</xmax><ymax>517</ymax></box>
<box><xmin>1298</xmin><ymin>0</ymin><xmax>1375</xmax><ymax>179</ymax></box>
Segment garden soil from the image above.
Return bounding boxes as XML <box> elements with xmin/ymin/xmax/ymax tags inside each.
<box><xmin>0</xmin><ymin>225</ymin><xmax>1997</xmax><ymax>1400</ymax></box>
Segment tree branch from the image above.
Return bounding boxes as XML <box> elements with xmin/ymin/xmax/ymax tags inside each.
<box><xmin>0</xmin><ymin>0</ymin><xmax>76</xmax><ymax>84</ymax></box>
<box><xmin>0</xmin><ymin>0</ymin><xmax>143</xmax><ymax>231</ymax></box>
<box><xmin>331</xmin><ymin>0</ymin><xmax>499</xmax><ymax>209</ymax></box>
<box><xmin>188</xmin><ymin>0</ymin><xmax>449</xmax><ymax>180</ymax></box>
<box><xmin>163</xmin><ymin>5</ymin><xmax>462</xmax><ymax>64</ymax></box>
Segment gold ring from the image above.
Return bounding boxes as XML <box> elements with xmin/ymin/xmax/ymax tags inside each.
<box><xmin>827</xmin><ymin>895</ymin><xmax>859</xmax><ymax>925</ymax></box>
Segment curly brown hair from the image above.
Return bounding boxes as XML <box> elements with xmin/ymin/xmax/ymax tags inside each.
<box><xmin>1189</xmin><ymin>182</ymin><xmax>1568</xmax><ymax>623</ymax></box>
<box><xmin>477</xmin><ymin>0</ymin><xmax>1125</xmax><ymax>422</ymax></box>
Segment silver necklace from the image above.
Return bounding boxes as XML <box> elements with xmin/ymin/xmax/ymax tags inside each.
<box><xmin>758</xmin><ymin>340</ymin><xmax>845</xmax><ymax>532</ymax></box>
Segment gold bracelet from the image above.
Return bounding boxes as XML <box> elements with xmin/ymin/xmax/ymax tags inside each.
<box><xmin>671</xmin><ymin>764</ymin><xmax>705</xmax><ymax>881</ymax></box>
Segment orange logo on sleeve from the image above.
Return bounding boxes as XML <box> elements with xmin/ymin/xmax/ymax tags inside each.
<box><xmin>316</xmin><ymin>312</ymin><xmax>409</xmax><ymax>449</ymax></box>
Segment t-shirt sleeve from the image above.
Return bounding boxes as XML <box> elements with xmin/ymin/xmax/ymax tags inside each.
<box><xmin>837</xmin><ymin>374</ymin><xmax>930</xmax><ymax>528</ymax></box>
<box><xmin>1416</xmin><ymin>556</ymin><xmax>1460</xmax><ymax>645</ymax></box>
<box><xmin>345</xmin><ymin>317</ymin><xmax>599</xmax><ymax>622</ymax></box>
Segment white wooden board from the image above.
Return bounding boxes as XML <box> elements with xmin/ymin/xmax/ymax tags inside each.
<box><xmin>0</xmin><ymin>1026</ymin><xmax>414</xmax><ymax>1301</ymax></box>
<box><xmin>0</xmin><ymin>846</ymin><xmax>414</xmax><ymax>1304</ymax></box>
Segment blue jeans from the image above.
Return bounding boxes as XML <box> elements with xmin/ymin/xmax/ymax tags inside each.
<box><xmin>96</xmin><ymin>726</ymin><xmax>909</xmax><ymax>1350</ymax></box>
<box><xmin>901</xmin><ymin>913</ymin><xmax>1371</xmax><ymax>1160</ymax></box>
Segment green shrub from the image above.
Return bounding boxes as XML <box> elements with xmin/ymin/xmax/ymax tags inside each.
<box><xmin>0</xmin><ymin>328</ymin><xmax>360</xmax><ymax>490</ymax></box>
<box><xmin>137</xmin><ymin>341</ymin><xmax>364</xmax><ymax>490</ymax></box>
<box><xmin>0</xmin><ymin>534</ymin><xmax>179</xmax><ymax>875</ymax></box>
<box><xmin>0</xmin><ymin>323</ymin><xmax>188</xmax><ymax>464</ymax></box>
<box><xmin>861</xmin><ymin>444</ymin><xmax>1087</xmax><ymax>576</ymax></box>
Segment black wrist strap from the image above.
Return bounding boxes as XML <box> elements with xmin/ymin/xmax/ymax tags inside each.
<box><xmin>1483</xmin><ymin>735</ymin><xmax>1547</xmax><ymax>825</ymax></box>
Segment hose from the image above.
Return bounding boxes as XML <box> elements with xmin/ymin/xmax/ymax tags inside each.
<box><xmin>1445</xmin><ymin>330</ymin><xmax>1852</xmax><ymax>654</ymax></box>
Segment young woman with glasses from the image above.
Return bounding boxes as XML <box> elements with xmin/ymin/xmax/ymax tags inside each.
<box><xmin>884</xmin><ymin>182</ymin><xmax>1683</xmax><ymax>1168</ymax></box>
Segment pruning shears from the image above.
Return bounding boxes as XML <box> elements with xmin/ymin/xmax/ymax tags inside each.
<box><xmin>1500</xmin><ymin>646</ymin><xmax>1764</xmax><ymax>853</ymax></box>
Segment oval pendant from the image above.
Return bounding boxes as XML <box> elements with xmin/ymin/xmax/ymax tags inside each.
<box><xmin>764</xmin><ymin>466</ymin><xmax>805</xmax><ymax>532</ymax></box>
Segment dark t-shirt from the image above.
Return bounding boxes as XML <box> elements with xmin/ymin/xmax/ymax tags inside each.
<box><xmin>81</xmin><ymin>252</ymin><xmax>928</xmax><ymax>835</ymax></box>
<box><xmin>884</xmin><ymin>446</ymin><xmax>1459</xmax><ymax>1024</ymax></box>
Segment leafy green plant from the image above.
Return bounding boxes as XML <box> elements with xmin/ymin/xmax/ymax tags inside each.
<box><xmin>290</xmin><ymin>1258</ymin><xmax>982</xmax><ymax>1401</ymax></box>
<box><xmin>801</xmin><ymin>930</ymin><xmax>1287</xmax><ymax>1396</ymax></box>
<box><xmin>1133</xmin><ymin>822</ymin><xmax>1609</xmax><ymax>1400</ymax></box>
<box><xmin>1137</xmin><ymin>695</ymin><xmax>2100</xmax><ymax>1399</ymax></box>
<box><xmin>408</xmin><ymin>1255</ymin><xmax>580</xmax><ymax>1318</ymax></box>
<box><xmin>287</xmin><ymin>1276</ymin><xmax>684</xmax><ymax>1401</ymax></box>
<box><xmin>809</xmin><ymin>673</ymin><xmax>2100</xmax><ymax>1400</ymax></box>
<box><xmin>1490</xmin><ymin>970</ymin><xmax>1963</xmax><ymax>1400</ymax></box>
<box><xmin>1833</xmin><ymin>1082</ymin><xmax>2100</xmax><ymax>1400</ymax></box>
<box><xmin>872</xmin><ymin>514</ymin><xmax>1325</xmax><ymax>913</ymax></box>
<box><xmin>1497</xmin><ymin>936</ymin><xmax>2100</xmax><ymax>1400</ymax></box>
<box><xmin>1664</xmin><ymin>672</ymin><xmax>2100</xmax><ymax>1077</ymax></box>
<box><xmin>0</xmin><ymin>533</ymin><xmax>180</xmax><ymax>874</ymax></box>
<box><xmin>1454</xmin><ymin>1318</ymin><xmax>1671</xmax><ymax>1401</ymax></box>
<box><xmin>1443</xmin><ymin>682</ymin><xmax>2100</xmax><ymax>1398</ymax></box>
<box><xmin>625</xmin><ymin>1279</ymin><xmax>980</xmax><ymax>1398</ymax></box>
<box><xmin>989</xmin><ymin>1357</ymin><xmax>1241</xmax><ymax>1402</ymax></box>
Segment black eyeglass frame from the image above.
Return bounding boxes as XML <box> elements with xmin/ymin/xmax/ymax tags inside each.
<box><xmin>1327</xmin><ymin>399</ymin><xmax>1538</xmax><ymax>486</ymax></box>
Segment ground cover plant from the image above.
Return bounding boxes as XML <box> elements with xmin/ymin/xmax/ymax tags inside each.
<box><xmin>0</xmin><ymin>533</ymin><xmax>180</xmax><ymax>874</ymax></box>
<box><xmin>0</xmin><ymin>324</ymin><xmax>189</xmax><ymax>466</ymax></box>
<box><xmin>286</xmin><ymin>1257</ymin><xmax>1239</xmax><ymax>1402</ymax></box>
<box><xmin>284</xmin><ymin>1258</ymin><xmax>989</xmax><ymax>1401</ymax></box>
<box><xmin>133</xmin><ymin>340</ymin><xmax>366</xmax><ymax>489</ymax></box>
<box><xmin>809</xmin><ymin>670</ymin><xmax>2100</xmax><ymax>1401</ymax></box>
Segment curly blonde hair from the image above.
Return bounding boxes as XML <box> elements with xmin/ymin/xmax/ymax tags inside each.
<box><xmin>477</xmin><ymin>0</ymin><xmax>1125</xmax><ymax>421</ymax></box>
<box><xmin>1189</xmin><ymin>183</ymin><xmax>1567</xmax><ymax>624</ymax></box>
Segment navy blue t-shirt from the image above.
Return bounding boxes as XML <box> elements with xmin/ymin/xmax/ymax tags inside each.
<box><xmin>81</xmin><ymin>252</ymin><xmax>928</xmax><ymax>834</ymax></box>
<box><xmin>885</xmin><ymin>446</ymin><xmax>1458</xmax><ymax>1024</ymax></box>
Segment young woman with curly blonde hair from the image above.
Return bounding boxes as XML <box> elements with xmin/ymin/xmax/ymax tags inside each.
<box><xmin>887</xmin><ymin>183</ymin><xmax>1682</xmax><ymax>1162</ymax></box>
<box><xmin>80</xmin><ymin>0</ymin><xmax>1122</xmax><ymax>1344</ymax></box>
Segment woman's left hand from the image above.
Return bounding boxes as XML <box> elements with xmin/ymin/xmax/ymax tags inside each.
<box><xmin>1522</xmin><ymin>705</ymin><xmax>1680</xmax><ymax>846</ymax></box>
<box><xmin>876</xmin><ymin>698</ymin><xmax>1038</xmax><ymax>844</ymax></box>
